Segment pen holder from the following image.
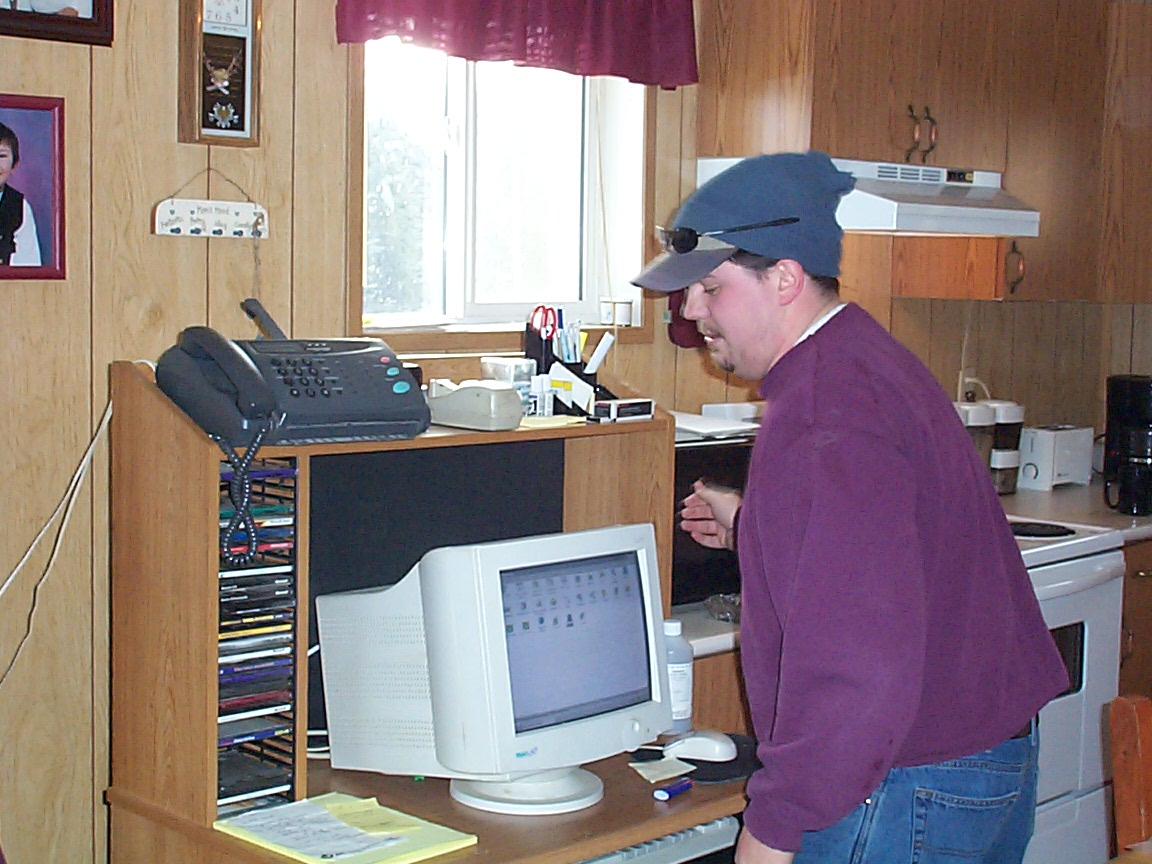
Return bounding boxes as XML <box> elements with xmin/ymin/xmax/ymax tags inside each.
<box><xmin>546</xmin><ymin>362</ymin><xmax>618</xmax><ymax>416</ymax></box>
<box><xmin>552</xmin><ymin>399</ymin><xmax>587</xmax><ymax>417</ymax></box>
<box><xmin>562</xmin><ymin>361</ymin><xmax>596</xmax><ymax>389</ymax></box>
<box><xmin>561</xmin><ymin>362</ymin><xmax>617</xmax><ymax>401</ymax></box>
<box><xmin>523</xmin><ymin>324</ymin><xmax>556</xmax><ymax>375</ymax></box>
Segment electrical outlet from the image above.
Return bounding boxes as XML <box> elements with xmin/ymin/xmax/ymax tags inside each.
<box><xmin>153</xmin><ymin>197</ymin><xmax>268</xmax><ymax>239</ymax></box>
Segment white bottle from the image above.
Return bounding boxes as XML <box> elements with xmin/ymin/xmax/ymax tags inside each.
<box><xmin>664</xmin><ymin>619</ymin><xmax>694</xmax><ymax>734</ymax></box>
<box><xmin>528</xmin><ymin>373</ymin><xmax>554</xmax><ymax>417</ymax></box>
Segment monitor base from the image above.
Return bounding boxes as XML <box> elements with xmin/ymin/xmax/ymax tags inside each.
<box><xmin>449</xmin><ymin>767</ymin><xmax>604</xmax><ymax>815</ymax></box>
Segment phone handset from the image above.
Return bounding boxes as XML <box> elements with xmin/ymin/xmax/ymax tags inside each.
<box><xmin>156</xmin><ymin>325</ymin><xmax>281</xmax><ymax>447</ymax></box>
<box><xmin>180</xmin><ymin>326</ymin><xmax>278</xmax><ymax>420</ymax></box>
<box><xmin>157</xmin><ymin>326</ymin><xmax>283</xmax><ymax>567</ymax></box>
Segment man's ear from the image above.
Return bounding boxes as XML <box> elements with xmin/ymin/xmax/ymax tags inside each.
<box><xmin>774</xmin><ymin>259</ymin><xmax>807</xmax><ymax>305</ymax></box>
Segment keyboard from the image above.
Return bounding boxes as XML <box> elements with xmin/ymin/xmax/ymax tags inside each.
<box><xmin>577</xmin><ymin>816</ymin><xmax>740</xmax><ymax>864</ymax></box>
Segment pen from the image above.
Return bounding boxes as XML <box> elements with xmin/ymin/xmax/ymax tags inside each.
<box><xmin>653</xmin><ymin>777</ymin><xmax>693</xmax><ymax>801</ymax></box>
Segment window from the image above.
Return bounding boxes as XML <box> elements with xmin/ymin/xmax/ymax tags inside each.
<box><xmin>361</xmin><ymin>38</ymin><xmax>645</xmax><ymax>331</ymax></box>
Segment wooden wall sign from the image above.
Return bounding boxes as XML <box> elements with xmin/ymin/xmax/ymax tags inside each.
<box><xmin>179</xmin><ymin>0</ymin><xmax>261</xmax><ymax>146</ymax></box>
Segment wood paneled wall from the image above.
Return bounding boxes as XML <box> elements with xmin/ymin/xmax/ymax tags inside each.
<box><xmin>1</xmin><ymin>4</ymin><xmax>347</xmax><ymax>862</ymax></box>
<box><xmin>0</xmin><ymin>5</ymin><xmax>1149</xmax><ymax>864</ymax></box>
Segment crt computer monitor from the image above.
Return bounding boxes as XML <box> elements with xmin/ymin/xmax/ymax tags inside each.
<box><xmin>315</xmin><ymin>522</ymin><xmax>672</xmax><ymax>816</ymax></box>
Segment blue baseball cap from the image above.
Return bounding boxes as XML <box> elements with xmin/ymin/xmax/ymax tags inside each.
<box><xmin>631</xmin><ymin>151</ymin><xmax>855</xmax><ymax>293</ymax></box>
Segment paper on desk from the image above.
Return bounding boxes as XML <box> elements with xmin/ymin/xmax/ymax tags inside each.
<box><xmin>217</xmin><ymin>797</ymin><xmax>402</xmax><ymax>860</ymax></box>
<box><xmin>327</xmin><ymin>797</ymin><xmax>422</xmax><ymax>834</ymax></box>
<box><xmin>1130</xmin><ymin>839</ymin><xmax>1152</xmax><ymax>853</ymax></box>
<box><xmin>670</xmin><ymin>411</ymin><xmax>759</xmax><ymax>440</ymax></box>
<box><xmin>520</xmin><ymin>415</ymin><xmax>586</xmax><ymax>429</ymax></box>
<box><xmin>629</xmin><ymin>755</ymin><xmax>697</xmax><ymax>784</ymax></box>
<box><xmin>215</xmin><ymin>792</ymin><xmax>477</xmax><ymax>864</ymax></box>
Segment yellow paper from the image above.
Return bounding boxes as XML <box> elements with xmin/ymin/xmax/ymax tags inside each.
<box><xmin>629</xmin><ymin>756</ymin><xmax>697</xmax><ymax>783</ymax></box>
<box><xmin>520</xmin><ymin>415</ymin><xmax>586</xmax><ymax>428</ymax></box>
<box><xmin>326</xmin><ymin>798</ymin><xmax>422</xmax><ymax>834</ymax></box>
<box><xmin>215</xmin><ymin>792</ymin><xmax>477</xmax><ymax>864</ymax></box>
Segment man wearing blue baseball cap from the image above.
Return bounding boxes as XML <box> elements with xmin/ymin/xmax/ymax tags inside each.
<box><xmin>635</xmin><ymin>152</ymin><xmax>1067</xmax><ymax>864</ymax></box>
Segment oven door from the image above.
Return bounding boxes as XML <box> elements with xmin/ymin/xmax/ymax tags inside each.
<box><xmin>1029</xmin><ymin>549</ymin><xmax>1124</xmax><ymax>804</ymax></box>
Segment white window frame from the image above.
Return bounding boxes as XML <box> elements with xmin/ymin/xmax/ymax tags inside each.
<box><xmin>360</xmin><ymin>40</ymin><xmax>644</xmax><ymax>332</ymax></box>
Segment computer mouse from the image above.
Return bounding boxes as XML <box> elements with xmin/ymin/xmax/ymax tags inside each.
<box><xmin>663</xmin><ymin>730</ymin><xmax>739</xmax><ymax>762</ymax></box>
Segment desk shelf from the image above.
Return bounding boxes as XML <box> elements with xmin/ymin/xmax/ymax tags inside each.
<box><xmin>107</xmin><ymin>360</ymin><xmax>682</xmax><ymax>863</ymax></box>
<box><xmin>216</xmin><ymin>457</ymin><xmax>298</xmax><ymax>811</ymax></box>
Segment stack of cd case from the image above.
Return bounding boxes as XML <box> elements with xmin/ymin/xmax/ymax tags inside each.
<box><xmin>217</xmin><ymin>457</ymin><xmax>297</xmax><ymax>812</ymax></box>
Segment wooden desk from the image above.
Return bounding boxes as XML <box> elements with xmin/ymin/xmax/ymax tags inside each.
<box><xmin>109</xmin><ymin>757</ymin><xmax>748</xmax><ymax>864</ymax></box>
<box><xmin>315</xmin><ymin>758</ymin><xmax>747</xmax><ymax>864</ymax></box>
<box><xmin>107</xmin><ymin>362</ymin><xmax>700</xmax><ymax>864</ymax></box>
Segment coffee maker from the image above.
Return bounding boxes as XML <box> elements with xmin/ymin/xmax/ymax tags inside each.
<box><xmin>1105</xmin><ymin>374</ymin><xmax>1152</xmax><ymax>481</ymax></box>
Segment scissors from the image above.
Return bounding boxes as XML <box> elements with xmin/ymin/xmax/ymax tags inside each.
<box><xmin>530</xmin><ymin>305</ymin><xmax>559</xmax><ymax>339</ymax></box>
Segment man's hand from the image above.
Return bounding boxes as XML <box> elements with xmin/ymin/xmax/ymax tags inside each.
<box><xmin>679</xmin><ymin>479</ymin><xmax>743</xmax><ymax>550</ymax></box>
<box><xmin>735</xmin><ymin>827</ymin><xmax>794</xmax><ymax>864</ymax></box>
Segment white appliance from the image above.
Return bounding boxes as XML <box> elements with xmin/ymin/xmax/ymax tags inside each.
<box><xmin>1010</xmin><ymin>518</ymin><xmax>1125</xmax><ymax>864</ymax></box>
<box><xmin>1017</xmin><ymin>426</ymin><xmax>1095</xmax><ymax>491</ymax></box>
<box><xmin>695</xmin><ymin>157</ymin><xmax>1040</xmax><ymax>237</ymax></box>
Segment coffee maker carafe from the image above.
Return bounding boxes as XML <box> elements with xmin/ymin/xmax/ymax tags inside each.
<box><xmin>1106</xmin><ymin>427</ymin><xmax>1152</xmax><ymax>516</ymax></box>
<box><xmin>1105</xmin><ymin>374</ymin><xmax>1152</xmax><ymax>481</ymax></box>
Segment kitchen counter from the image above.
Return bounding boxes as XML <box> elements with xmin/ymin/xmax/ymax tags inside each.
<box><xmin>998</xmin><ymin>477</ymin><xmax>1152</xmax><ymax>543</ymax></box>
<box><xmin>675</xmin><ymin>476</ymin><xmax>1152</xmax><ymax>659</ymax></box>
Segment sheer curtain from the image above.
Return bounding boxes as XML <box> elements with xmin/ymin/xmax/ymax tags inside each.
<box><xmin>335</xmin><ymin>0</ymin><xmax>698</xmax><ymax>87</ymax></box>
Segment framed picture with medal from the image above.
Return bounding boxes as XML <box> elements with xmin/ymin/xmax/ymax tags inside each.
<box><xmin>178</xmin><ymin>0</ymin><xmax>260</xmax><ymax>146</ymax></box>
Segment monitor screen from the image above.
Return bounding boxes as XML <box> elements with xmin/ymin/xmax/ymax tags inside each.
<box><xmin>503</xmin><ymin>552</ymin><xmax>651</xmax><ymax>733</ymax></box>
<box><xmin>315</xmin><ymin>523</ymin><xmax>672</xmax><ymax>816</ymax></box>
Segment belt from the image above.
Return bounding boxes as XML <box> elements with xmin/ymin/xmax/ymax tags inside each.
<box><xmin>1010</xmin><ymin>716</ymin><xmax>1037</xmax><ymax>740</ymax></box>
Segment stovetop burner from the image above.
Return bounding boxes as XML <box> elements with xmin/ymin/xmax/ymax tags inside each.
<box><xmin>1010</xmin><ymin>521</ymin><xmax>1076</xmax><ymax>539</ymax></box>
<box><xmin>1006</xmin><ymin>516</ymin><xmax>1124</xmax><ymax>568</ymax></box>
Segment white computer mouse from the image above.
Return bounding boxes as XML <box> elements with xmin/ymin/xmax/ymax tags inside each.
<box><xmin>663</xmin><ymin>730</ymin><xmax>739</xmax><ymax>762</ymax></box>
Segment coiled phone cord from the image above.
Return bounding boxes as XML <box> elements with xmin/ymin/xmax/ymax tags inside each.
<box><xmin>214</xmin><ymin>418</ymin><xmax>275</xmax><ymax>569</ymax></box>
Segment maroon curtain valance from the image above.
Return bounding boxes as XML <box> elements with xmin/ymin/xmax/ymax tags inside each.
<box><xmin>335</xmin><ymin>0</ymin><xmax>698</xmax><ymax>88</ymax></box>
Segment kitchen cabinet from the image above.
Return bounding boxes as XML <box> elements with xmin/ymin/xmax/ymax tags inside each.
<box><xmin>694</xmin><ymin>0</ymin><xmax>1107</xmax><ymax>304</ymax></box>
<box><xmin>809</xmin><ymin>0</ymin><xmax>1011</xmax><ymax>172</ymax></box>
<box><xmin>1119</xmin><ymin>539</ymin><xmax>1152</xmax><ymax>698</ymax></box>
<box><xmin>697</xmin><ymin>0</ymin><xmax>1011</xmax><ymax>169</ymax></box>
<box><xmin>841</xmin><ymin>235</ymin><xmax>1008</xmax><ymax>320</ymax></box>
<box><xmin>1099</xmin><ymin>3</ymin><xmax>1152</xmax><ymax>304</ymax></box>
<box><xmin>1000</xmin><ymin>0</ymin><xmax>1108</xmax><ymax>302</ymax></box>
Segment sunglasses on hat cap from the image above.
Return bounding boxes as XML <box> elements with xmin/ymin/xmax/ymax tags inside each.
<box><xmin>657</xmin><ymin>216</ymin><xmax>799</xmax><ymax>255</ymax></box>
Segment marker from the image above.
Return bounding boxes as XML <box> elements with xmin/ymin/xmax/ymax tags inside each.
<box><xmin>653</xmin><ymin>777</ymin><xmax>694</xmax><ymax>801</ymax></box>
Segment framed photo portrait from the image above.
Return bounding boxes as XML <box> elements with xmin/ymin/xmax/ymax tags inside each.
<box><xmin>0</xmin><ymin>94</ymin><xmax>65</xmax><ymax>280</ymax></box>
<box><xmin>0</xmin><ymin>0</ymin><xmax>113</xmax><ymax>47</ymax></box>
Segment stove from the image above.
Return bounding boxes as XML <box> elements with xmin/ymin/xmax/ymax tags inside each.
<box><xmin>1005</xmin><ymin>516</ymin><xmax>1126</xmax><ymax>864</ymax></box>
<box><xmin>1008</xmin><ymin>516</ymin><xmax>1124</xmax><ymax>569</ymax></box>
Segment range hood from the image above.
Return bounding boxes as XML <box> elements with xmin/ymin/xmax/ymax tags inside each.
<box><xmin>696</xmin><ymin>157</ymin><xmax>1040</xmax><ymax>238</ymax></box>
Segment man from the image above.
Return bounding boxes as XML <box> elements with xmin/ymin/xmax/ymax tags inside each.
<box><xmin>632</xmin><ymin>152</ymin><xmax>1067</xmax><ymax>864</ymax></box>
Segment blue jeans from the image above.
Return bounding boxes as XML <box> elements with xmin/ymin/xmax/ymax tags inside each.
<box><xmin>794</xmin><ymin>725</ymin><xmax>1039</xmax><ymax>864</ymax></box>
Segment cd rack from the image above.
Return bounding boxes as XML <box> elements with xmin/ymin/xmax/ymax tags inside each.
<box><xmin>216</xmin><ymin>456</ymin><xmax>297</xmax><ymax>814</ymax></box>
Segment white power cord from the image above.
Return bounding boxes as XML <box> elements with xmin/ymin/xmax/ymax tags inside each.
<box><xmin>957</xmin><ymin>372</ymin><xmax>992</xmax><ymax>403</ymax></box>
<box><xmin>954</xmin><ymin>301</ymin><xmax>991</xmax><ymax>403</ymax></box>
<box><xmin>0</xmin><ymin>400</ymin><xmax>113</xmax><ymax>689</ymax></box>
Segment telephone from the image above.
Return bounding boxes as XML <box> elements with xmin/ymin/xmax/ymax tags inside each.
<box><xmin>156</xmin><ymin>325</ymin><xmax>431</xmax><ymax>448</ymax></box>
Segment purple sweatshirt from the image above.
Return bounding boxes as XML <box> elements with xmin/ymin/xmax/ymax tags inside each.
<box><xmin>738</xmin><ymin>303</ymin><xmax>1067</xmax><ymax>852</ymax></box>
